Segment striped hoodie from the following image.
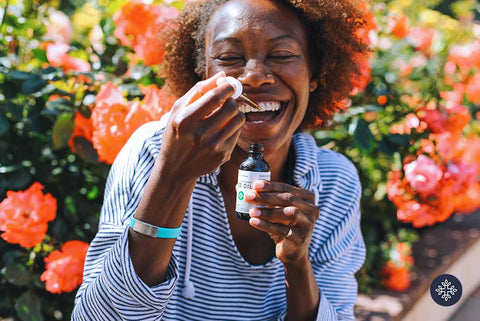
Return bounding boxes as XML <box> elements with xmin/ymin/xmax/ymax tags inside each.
<box><xmin>72</xmin><ymin>120</ymin><xmax>365</xmax><ymax>321</ymax></box>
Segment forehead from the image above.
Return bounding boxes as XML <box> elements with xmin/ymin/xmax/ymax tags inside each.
<box><xmin>206</xmin><ymin>0</ymin><xmax>306</xmax><ymax>44</ymax></box>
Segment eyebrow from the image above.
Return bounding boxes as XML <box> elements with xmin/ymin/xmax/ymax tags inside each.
<box><xmin>213</xmin><ymin>34</ymin><xmax>298</xmax><ymax>46</ymax></box>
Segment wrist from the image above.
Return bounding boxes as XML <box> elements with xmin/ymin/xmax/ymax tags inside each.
<box><xmin>283</xmin><ymin>254</ymin><xmax>311</xmax><ymax>273</ymax></box>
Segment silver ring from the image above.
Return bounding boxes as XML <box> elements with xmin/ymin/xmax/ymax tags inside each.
<box><xmin>285</xmin><ymin>228</ymin><xmax>293</xmax><ymax>238</ymax></box>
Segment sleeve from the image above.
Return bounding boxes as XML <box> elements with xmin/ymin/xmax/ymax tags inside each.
<box><xmin>72</xmin><ymin>122</ymin><xmax>180</xmax><ymax>320</ymax></box>
<box><xmin>310</xmin><ymin>152</ymin><xmax>365</xmax><ymax>321</ymax></box>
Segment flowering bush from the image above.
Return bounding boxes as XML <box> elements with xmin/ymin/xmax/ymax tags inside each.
<box><xmin>316</xmin><ymin>0</ymin><xmax>480</xmax><ymax>291</ymax></box>
<box><xmin>0</xmin><ymin>0</ymin><xmax>479</xmax><ymax>319</ymax></box>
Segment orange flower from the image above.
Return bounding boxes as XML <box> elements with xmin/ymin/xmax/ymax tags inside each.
<box><xmin>466</xmin><ymin>74</ymin><xmax>480</xmax><ymax>104</ymax></box>
<box><xmin>381</xmin><ymin>262</ymin><xmax>411</xmax><ymax>292</ymax></box>
<box><xmin>454</xmin><ymin>181</ymin><xmax>480</xmax><ymax>214</ymax></box>
<box><xmin>377</xmin><ymin>95</ymin><xmax>387</xmax><ymax>106</ymax></box>
<box><xmin>41</xmin><ymin>240</ymin><xmax>89</xmax><ymax>294</ymax></box>
<box><xmin>381</xmin><ymin>242</ymin><xmax>413</xmax><ymax>292</ymax></box>
<box><xmin>140</xmin><ymin>84</ymin><xmax>176</xmax><ymax>120</ymax></box>
<box><xmin>113</xmin><ymin>1</ymin><xmax>158</xmax><ymax>47</ymax></box>
<box><xmin>91</xmin><ymin>82</ymin><xmax>172</xmax><ymax>164</ymax></box>
<box><xmin>0</xmin><ymin>182</ymin><xmax>57</xmax><ymax>248</ymax></box>
<box><xmin>388</xmin><ymin>14</ymin><xmax>409</xmax><ymax>39</ymax></box>
<box><xmin>459</xmin><ymin>136</ymin><xmax>480</xmax><ymax>174</ymax></box>
<box><xmin>418</xmin><ymin>104</ymin><xmax>470</xmax><ymax>136</ymax></box>
<box><xmin>68</xmin><ymin>112</ymin><xmax>94</xmax><ymax>154</ymax></box>
<box><xmin>113</xmin><ymin>1</ymin><xmax>179</xmax><ymax>66</ymax></box>
<box><xmin>46</xmin><ymin>43</ymin><xmax>90</xmax><ymax>73</ymax></box>
<box><xmin>444</xmin><ymin>104</ymin><xmax>471</xmax><ymax>135</ymax></box>
<box><xmin>397</xmin><ymin>200</ymin><xmax>439</xmax><ymax>228</ymax></box>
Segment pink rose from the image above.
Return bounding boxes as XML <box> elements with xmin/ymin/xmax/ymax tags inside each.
<box><xmin>404</xmin><ymin>155</ymin><xmax>442</xmax><ymax>194</ymax></box>
<box><xmin>44</xmin><ymin>10</ymin><xmax>73</xmax><ymax>44</ymax></box>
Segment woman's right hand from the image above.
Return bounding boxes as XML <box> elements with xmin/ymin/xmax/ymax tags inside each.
<box><xmin>159</xmin><ymin>71</ymin><xmax>245</xmax><ymax>179</ymax></box>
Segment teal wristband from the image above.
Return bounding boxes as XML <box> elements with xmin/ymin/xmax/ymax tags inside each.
<box><xmin>129</xmin><ymin>214</ymin><xmax>182</xmax><ymax>238</ymax></box>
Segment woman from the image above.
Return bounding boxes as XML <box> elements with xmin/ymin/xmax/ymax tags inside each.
<box><xmin>73</xmin><ymin>0</ymin><xmax>369</xmax><ymax>320</ymax></box>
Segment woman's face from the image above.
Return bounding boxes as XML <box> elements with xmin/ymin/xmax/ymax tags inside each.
<box><xmin>205</xmin><ymin>0</ymin><xmax>317</xmax><ymax>154</ymax></box>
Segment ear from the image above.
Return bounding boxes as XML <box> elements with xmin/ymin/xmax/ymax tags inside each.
<box><xmin>309</xmin><ymin>77</ymin><xmax>318</xmax><ymax>92</ymax></box>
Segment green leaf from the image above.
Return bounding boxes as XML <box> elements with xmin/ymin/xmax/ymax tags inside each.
<box><xmin>65</xmin><ymin>196</ymin><xmax>77</xmax><ymax>215</ymax></box>
<box><xmin>387</xmin><ymin>134</ymin><xmax>410</xmax><ymax>146</ymax></box>
<box><xmin>0</xmin><ymin>112</ymin><xmax>9</xmax><ymax>135</ymax></box>
<box><xmin>45</xmin><ymin>98</ymin><xmax>73</xmax><ymax>114</ymax></box>
<box><xmin>5</xmin><ymin>168</ymin><xmax>32</xmax><ymax>190</ymax></box>
<box><xmin>72</xmin><ymin>136</ymin><xmax>99</xmax><ymax>163</ymax></box>
<box><xmin>2</xmin><ymin>250</ymin><xmax>26</xmax><ymax>265</ymax></box>
<box><xmin>21</xmin><ymin>75</ymin><xmax>47</xmax><ymax>94</ymax></box>
<box><xmin>378</xmin><ymin>137</ymin><xmax>397</xmax><ymax>155</ymax></box>
<box><xmin>32</xmin><ymin>49</ymin><xmax>48</xmax><ymax>63</ymax></box>
<box><xmin>1</xmin><ymin>264</ymin><xmax>30</xmax><ymax>286</ymax></box>
<box><xmin>5</xmin><ymin>101</ymin><xmax>23</xmax><ymax>120</ymax></box>
<box><xmin>353</xmin><ymin>119</ymin><xmax>374</xmax><ymax>152</ymax></box>
<box><xmin>15</xmin><ymin>291</ymin><xmax>44</xmax><ymax>321</ymax></box>
<box><xmin>2</xmin><ymin>80</ymin><xmax>19</xmax><ymax>99</ymax></box>
<box><xmin>87</xmin><ymin>185</ymin><xmax>99</xmax><ymax>200</ymax></box>
<box><xmin>6</xmin><ymin>71</ymin><xmax>32</xmax><ymax>81</ymax></box>
<box><xmin>52</xmin><ymin>113</ymin><xmax>74</xmax><ymax>150</ymax></box>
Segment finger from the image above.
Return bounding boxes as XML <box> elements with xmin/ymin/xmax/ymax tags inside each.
<box><xmin>249</xmin><ymin>206</ymin><xmax>311</xmax><ymax>226</ymax></box>
<box><xmin>244</xmin><ymin>190</ymin><xmax>314</xmax><ymax>215</ymax></box>
<box><xmin>204</xmin><ymin>99</ymin><xmax>243</xmax><ymax>132</ymax></box>
<box><xmin>179</xmin><ymin>81</ymin><xmax>236</xmax><ymax>121</ymax></box>
<box><xmin>253</xmin><ymin>180</ymin><xmax>316</xmax><ymax>203</ymax></box>
<box><xmin>209</xmin><ymin>124</ymin><xmax>243</xmax><ymax>166</ymax></box>
<box><xmin>249</xmin><ymin>217</ymin><xmax>293</xmax><ymax>242</ymax></box>
<box><xmin>183</xmin><ymin>71</ymin><xmax>226</xmax><ymax>105</ymax></box>
<box><xmin>207</xmin><ymin>103</ymin><xmax>245</xmax><ymax>137</ymax></box>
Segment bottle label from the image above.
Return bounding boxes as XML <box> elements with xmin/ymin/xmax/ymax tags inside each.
<box><xmin>235</xmin><ymin>170</ymin><xmax>271</xmax><ymax>215</ymax></box>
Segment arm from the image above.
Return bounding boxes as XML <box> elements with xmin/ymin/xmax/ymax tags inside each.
<box><xmin>247</xmin><ymin>152</ymin><xmax>364</xmax><ymax>321</ymax></box>
<box><xmin>72</xmin><ymin>123</ymin><xmax>181</xmax><ymax>320</ymax></box>
<box><xmin>73</xmin><ymin>72</ymin><xmax>245</xmax><ymax>319</ymax></box>
<box><xmin>129</xmin><ymin>71</ymin><xmax>244</xmax><ymax>285</ymax></box>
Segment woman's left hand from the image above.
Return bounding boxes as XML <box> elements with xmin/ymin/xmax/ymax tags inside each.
<box><xmin>245</xmin><ymin>180</ymin><xmax>320</xmax><ymax>265</ymax></box>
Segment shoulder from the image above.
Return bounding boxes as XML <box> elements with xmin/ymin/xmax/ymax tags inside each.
<box><xmin>316</xmin><ymin>146</ymin><xmax>361</xmax><ymax>216</ymax></box>
<box><xmin>316</xmin><ymin>147</ymin><xmax>361</xmax><ymax>196</ymax></box>
<box><xmin>292</xmin><ymin>132</ymin><xmax>360</xmax><ymax>199</ymax></box>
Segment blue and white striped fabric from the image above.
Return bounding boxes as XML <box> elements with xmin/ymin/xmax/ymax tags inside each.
<box><xmin>72</xmin><ymin>120</ymin><xmax>365</xmax><ymax>321</ymax></box>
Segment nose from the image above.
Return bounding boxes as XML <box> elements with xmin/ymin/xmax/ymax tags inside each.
<box><xmin>237</xmin><ymin>59</ymin><xmax>275</xmax><ymax>88</ymax></box>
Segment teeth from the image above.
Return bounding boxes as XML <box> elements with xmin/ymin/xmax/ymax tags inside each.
<box><xmin>238</xmin><ymin>101</ymin><xmax>281</xmax><ymax>113</ymax></box>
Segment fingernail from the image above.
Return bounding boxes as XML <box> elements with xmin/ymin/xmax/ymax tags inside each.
<box><xmin>253</xmin><ymin>181</ymin><xmax>264</xmax><ymax>189</ymax></box>
<box><xmin>284</xmin><ymin>207</ymin><xmax>295</xmax><ymax>216</ymax></box>
<box><xmin>250</xmin><ymin>208</ymin><xmax>261</xmax><ymax>217</ymax></box>
<box><xmin>249</xmin><ymin>217</ymin><xmax>261</xmax><ymax>226</ymax></box>
<box><xmin>245</xmin><ymin>192</ymin><xmax>256</xmax><ymax>200</ymax></box>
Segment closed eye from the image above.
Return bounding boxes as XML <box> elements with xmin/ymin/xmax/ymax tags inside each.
<box><xmin>269</xmin><ymin>55</ymin><xmax>297</xmax><ymax>59</ymax></box>
<box><xmin>213</xmin><ymin>55</ymin><xmax>244</xmax><ymax>63</ymax></box>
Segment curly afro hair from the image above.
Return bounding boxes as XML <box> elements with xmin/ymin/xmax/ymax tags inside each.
<box><xmin>163</xmin><ymin>0</ymin><xmax>371</xmax><ymax>129</ymax></box>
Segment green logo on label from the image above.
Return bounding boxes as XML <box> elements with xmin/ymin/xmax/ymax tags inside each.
<box><xmin>238</xmin><ymin>191</ymin><xmax>244</xmax><ymax>200</ymax></box>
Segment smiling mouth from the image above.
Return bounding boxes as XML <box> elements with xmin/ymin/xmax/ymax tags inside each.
<box><xmin>238</xmin><ymin>101</ymin><xmax>284</xmax><ymax>123</ymax></box>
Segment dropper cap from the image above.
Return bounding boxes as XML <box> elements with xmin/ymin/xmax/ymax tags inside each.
<box><xmin>216</xmin><ymin>77</ymin><xmax>260</xmax><ymax>110</ymax></box>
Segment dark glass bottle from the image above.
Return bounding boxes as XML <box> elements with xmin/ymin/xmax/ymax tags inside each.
<box><xmin>235</xmin><ymin>143</ymin><xmax>271</xmax><ymax>220</ymax></box>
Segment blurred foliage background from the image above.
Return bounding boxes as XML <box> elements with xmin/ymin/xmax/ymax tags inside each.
<box><xmin>1</xmin><ymin>0</ymin><xmax>480</xmax><ymax>320</ymax></box>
